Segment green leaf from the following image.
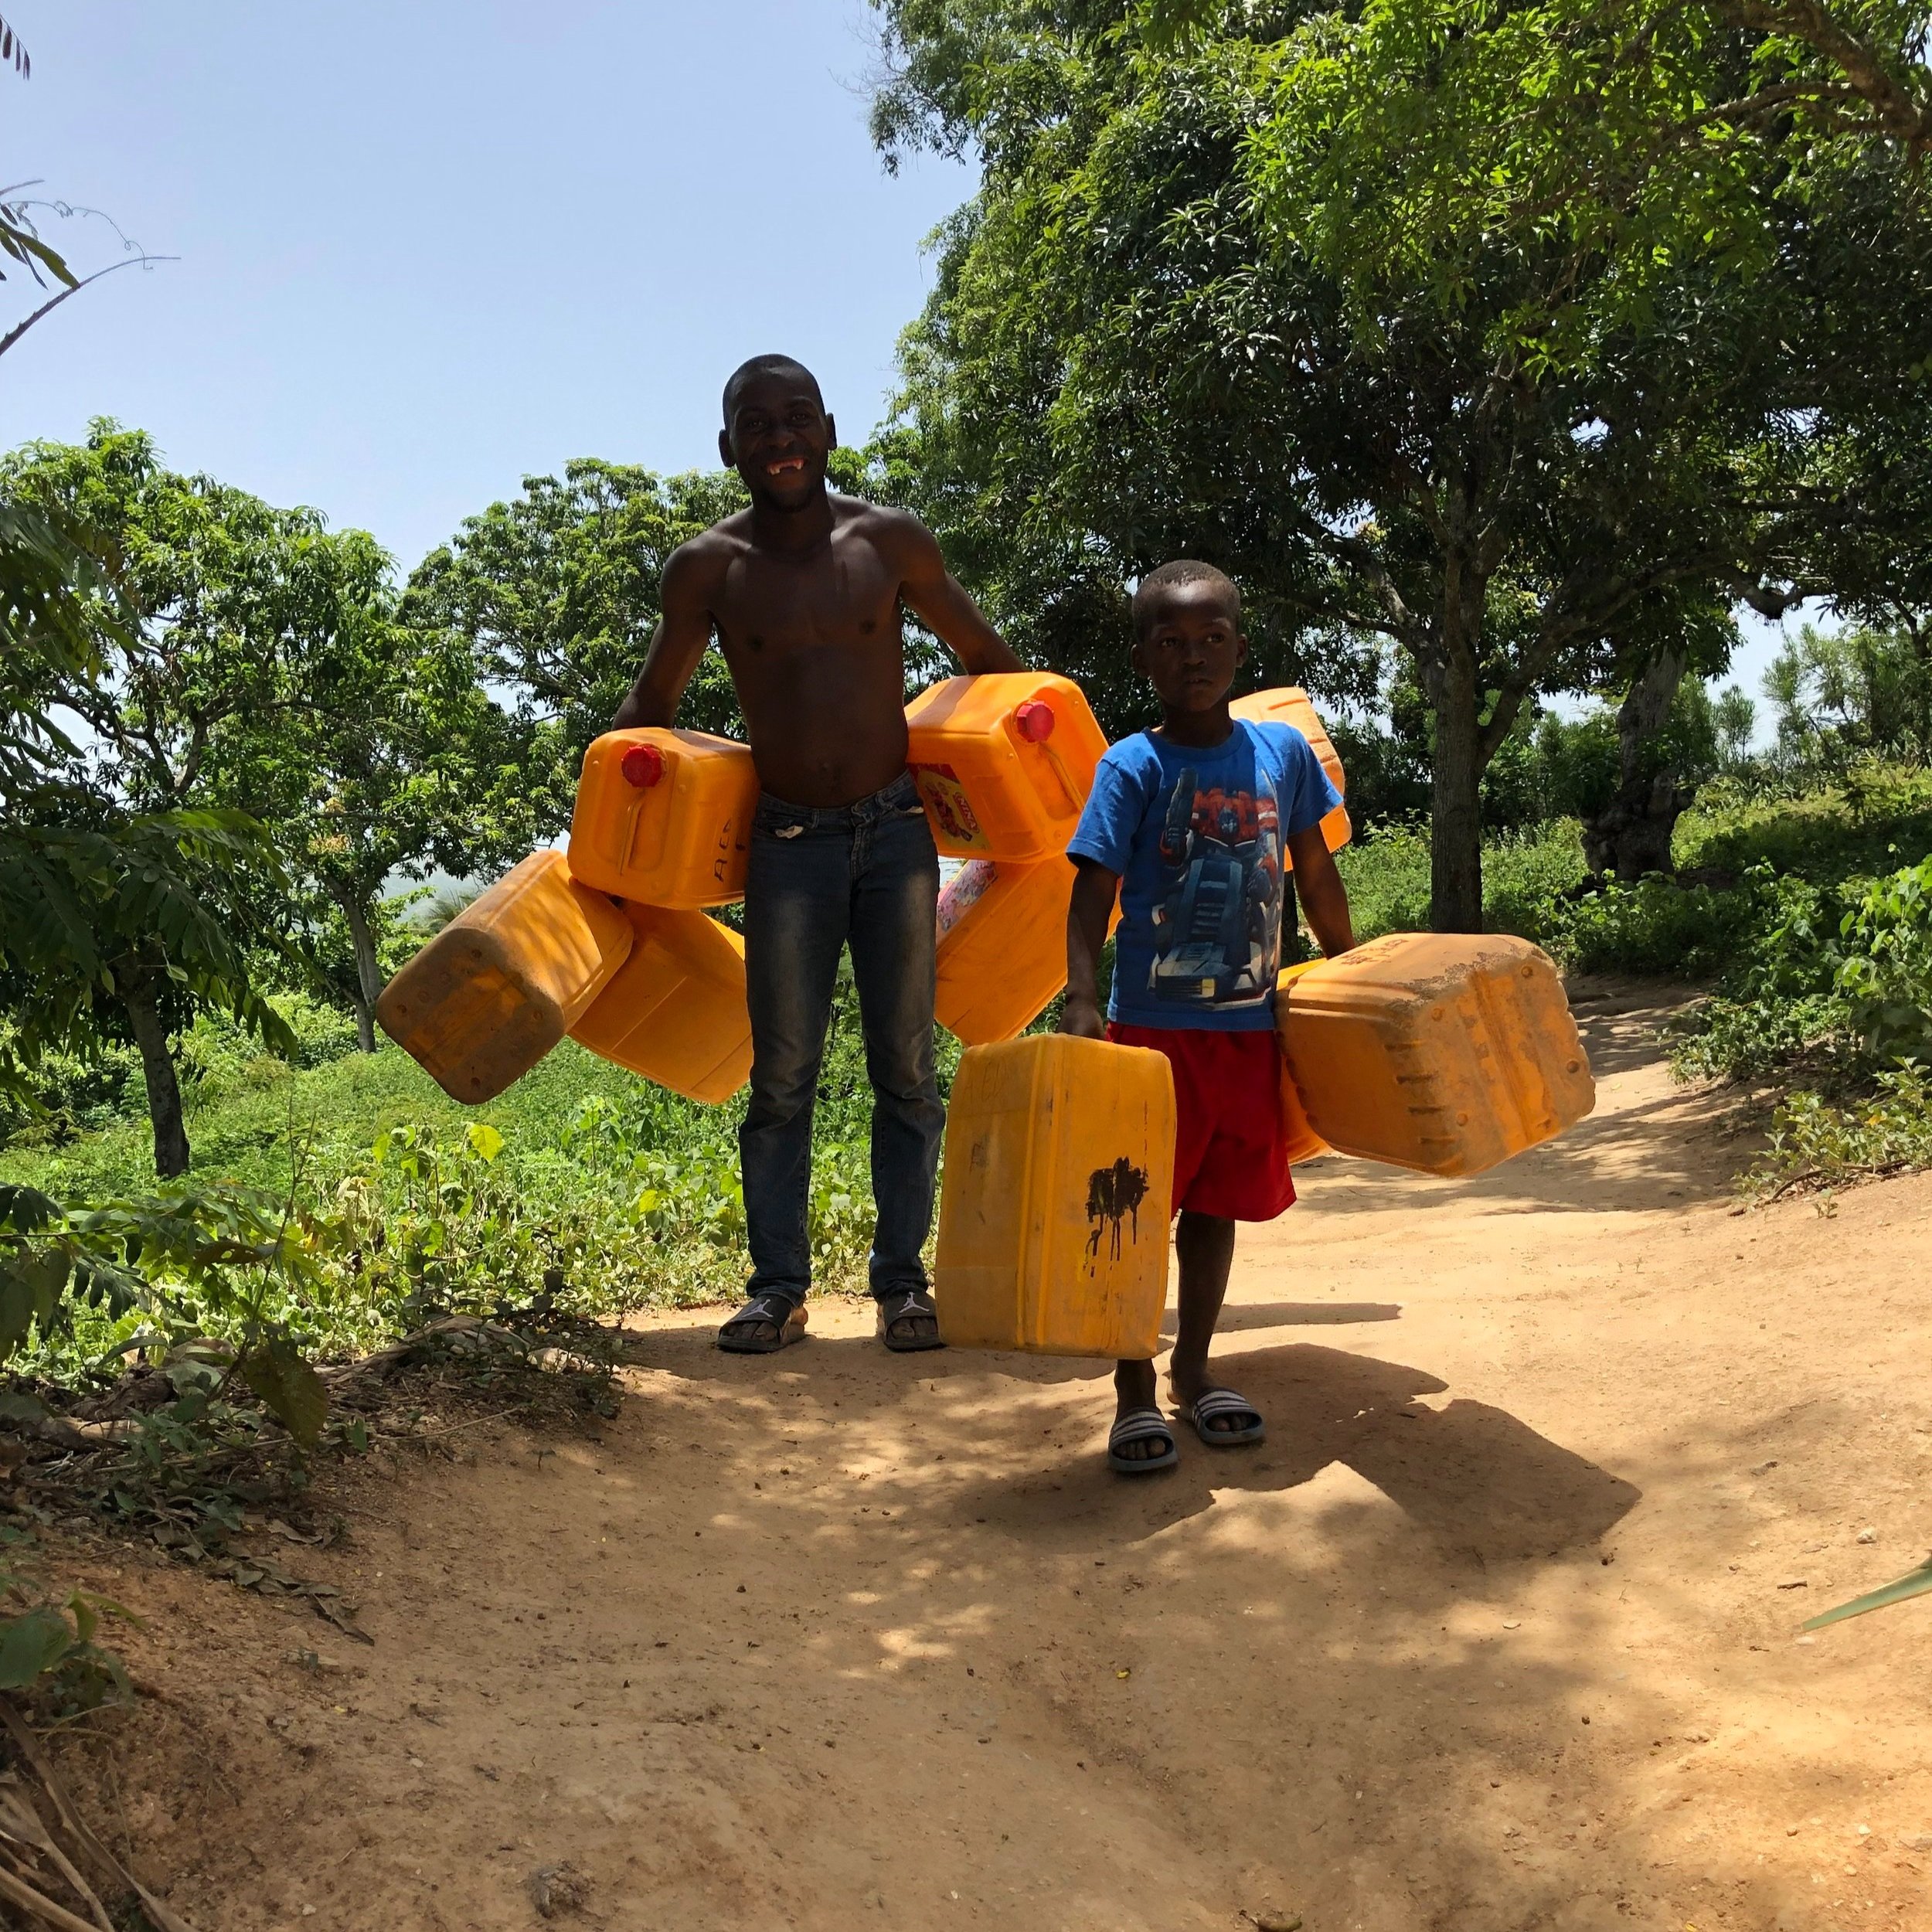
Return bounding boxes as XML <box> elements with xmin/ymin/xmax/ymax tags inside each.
<box><xmin>1801</xmin><ymin>1556</ymin><xmax>1932</xmax><ymax>1632</ymax></box>
<box><xmin>240</xmin><ymin>1333</ymin><xmax>328</xmax><ymax>1450</ymax></box>
<box><xmin>0</xmin><ymin>1607</ymin><xmax>73</xmax><ymax>1689</ymax></box>
<box><xmin>465</xmin><ymin>1122</ymin><xmax>505</xmax><ymax>1164</ymax></box>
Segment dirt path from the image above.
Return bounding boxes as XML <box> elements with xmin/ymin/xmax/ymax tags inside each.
<box><xmin>54</xmin><ymin>988</ymin><xmax>1932</xmax><ymax>1930</ymax></box>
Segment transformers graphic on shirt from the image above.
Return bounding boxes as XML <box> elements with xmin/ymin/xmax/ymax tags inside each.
<box><xmin>1147</xmin><ymin>768</ymin><xmax>1284</xmax><ymax>1009</ymax></box>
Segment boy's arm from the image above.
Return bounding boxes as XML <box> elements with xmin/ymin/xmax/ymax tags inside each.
<box><xmin>613</xmin><ymin>544</ymin><xmax>714</xmax><ymax>729</ymax></box>
<box><xmin>1287</xmin><ymin>827</ymin><xmax>1355</xmax><ymax>957</ymax></box>
<box><xmin>1060</xmin><ymin>858</ymin><xmax>1119</xmax><ymax>1040</ymax></box>
<box><xmin>891</xmin><ymin>515</ymin><xmax>1023</xmax><ymax>675</ymax></box>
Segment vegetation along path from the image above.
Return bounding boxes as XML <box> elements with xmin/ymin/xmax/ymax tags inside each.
<box><xmin>47</xmin><ymin>992</ymin><xmax>1932</xmax><ymax>1931</ymax></box>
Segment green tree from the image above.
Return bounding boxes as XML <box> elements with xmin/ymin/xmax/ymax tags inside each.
<box><xmin>870</xmin><ymin>1</ymin><xmax>1932</xmax><ymax>927</ymax></box>
<box><xmin>204</xmin><ymin>547</ymin><xmax>529</xmax><ymax>1049</ymax></box>
<box><xmin>1767</xmin><ymin>619</ymin><xmax>1932</xmax><ymax>767</ymax></box>
<box><xmin>0</xmin><ymin>507</ymin><xmax>291</xmax><ymax>1175</ymax></box>
<box><xmin>404</xmin><ymin>461</ymin><xmax>753</xmax><ymax>835</ymax></box>
<box><xmin>2</xmin><ymin>426</ymin><xmax>514</xmax><ymax>1135</ymax></box>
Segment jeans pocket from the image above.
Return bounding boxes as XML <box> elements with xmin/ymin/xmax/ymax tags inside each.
<box><xmin>754</xmin><ymin>802</ymin><xmax>814</xmax><ymax>841</ymax></box>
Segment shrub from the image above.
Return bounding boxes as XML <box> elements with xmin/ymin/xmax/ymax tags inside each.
<box><xmin>1672</xmin><ymin>859</ymin><xmax>1932</xmax><ymax>1087</ymax></box>
<box><xmin>1675</xmin><ymin>762</ymin><xmax>1932</xmax><ymax>884</ymax></box>
<box><xmin>1753</xmin><ymin>1064</ymin><xmax>1932</xmax><ymax>1196</ymax></box>
<box><xmin>1559</xmin><ymin>875</ymin><xmax>1760</xmax><ymax>979</ymax></box>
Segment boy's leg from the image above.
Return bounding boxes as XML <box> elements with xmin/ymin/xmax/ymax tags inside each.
<box><xmin>845</xmin><ymin>784</ymin><xmax>944</xmax><ymax>1345</ymax></box>
<box><xmin>1111</xmin><ymin>1209</ymin><xmax>1236</xmax><ymax>1458</ymax></box>
<box><xmin>1167</xmin><ymin>1210</ymin><xmax>1242</xmax><ymax>1424</ymax></box>
<box><xmin>732</xmin><ymin>811</ymin><xmax>851</xmax><ymax>1345</ymax></box>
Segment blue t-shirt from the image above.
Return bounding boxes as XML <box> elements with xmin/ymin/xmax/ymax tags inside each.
<box><xmin>1066</xmin><ymin>720</ymin><xmax>1341</xmax><ymax>1032</ymax></box>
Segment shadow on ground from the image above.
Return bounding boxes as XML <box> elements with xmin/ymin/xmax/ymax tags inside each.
<box><xmin>644</xmin><ymin>1328</ymin><xmax>1641</xmax><ymax>1569</ymax></box>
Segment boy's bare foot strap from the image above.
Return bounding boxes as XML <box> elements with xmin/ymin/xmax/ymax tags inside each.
<box><xmin>1107</xmin><ymin>1406</ymin><xmax>1179</xmax><ymax>1475</ymax></box>
<box><xmin>1181</xmin><ymin>1387</ymin><xmax>1265</xmax><ymax>1446</ymax></box>
<box><xmin>717</xmin><ymin>1296</ymin><xmax>808</xmax><ymax>1355</ymax></box>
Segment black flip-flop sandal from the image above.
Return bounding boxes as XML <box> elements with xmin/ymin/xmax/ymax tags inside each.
<box><xmin>717</xmin><ymin>1295</ymin><xmax>808</xmax><ymax>1355</ymax></box>
<box><xmin>1107</xmin><ymin>1406</ymin><xmax>1179</xmax><ymax>1475</ymax></box>
<box><xmin>1179</xmin><ymin>1387</ymin><xmax>1265</xmax><ymax>1447</ymax></box>
<box><xmin>876</xmin><ymin>1287</ymin><xmax>945</xmax><ymax>1353</ymax></box>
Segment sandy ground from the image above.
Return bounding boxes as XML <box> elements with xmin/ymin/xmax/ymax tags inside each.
<box><xmin>38</xmin><ymin>985</ymin><xmax>1932</xmax><ymax>1932</ymax></box>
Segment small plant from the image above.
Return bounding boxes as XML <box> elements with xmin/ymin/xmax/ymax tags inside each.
<box><xmin>0</xmin><ymin>1565</ymin><xmax>133</xmax><ymax>1711</ymax></box>
<box><xmin>1750</xmin><ymin>1064</ymin><xmax>1932</xmax><ymax>1196</ymax></box>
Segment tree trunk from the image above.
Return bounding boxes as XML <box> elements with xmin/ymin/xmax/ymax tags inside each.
<box><xmin>347</xmin><ymin>985</ymin><xmax>376</xmax><ymax>1055</ymax></box>
<box><xmin>1428</xmin><ymin>640</ymin><xmax>1487</xmax><ymax>933</ymax></box>
<box><xmin>1582</xmin><ymin>648</ymin><xmax>1689</xmax><ymax>882</ymax></box>
<box><xmin>340</xmin><ymin>892</ymin><xmax>383</xmax><ymax>1053</ymax></box>
<box><xmin>123</xmin><ymin>975</ymin><xmax>190</xmax><ymax>1179</ymax></box>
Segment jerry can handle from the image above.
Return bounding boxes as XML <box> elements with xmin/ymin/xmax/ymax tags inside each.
<box><xmin>1011</xmin><ymin>701</ymin><xmax>1085</xmax><ymax>817</ymax></box>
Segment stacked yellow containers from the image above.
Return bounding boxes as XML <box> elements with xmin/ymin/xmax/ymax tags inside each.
<box><xmin>908</xmin><ymin>672</ymin><xmax>1110</xmax><ymax>1046</ymax></box>
<box><xmin>566</xmin><ymin>728</ymin><xmax>759</xmax><ymax>906</ymax></box>
<box><xmin>379</xmin><ymin>733</ymin><xmax>760</xmax><ymax>1107</ymax></box>
<box><xmin>906</xmin><ymin>672</ymin><xmax>1107</xmax><ymax>862</ymax></box>
<box><xmin>1228</xmin><ymin>685</ymin><xmax>1352</xmax><ymax>862</ymax></box>
<box><xmin>557</xmin><ymin>729</ymin><xmax>758</xmax><ymax>1101</ymax></box>
<box><xmin>566</xmin><ymin>902</ymin><xmax>753</xmax><ymax>1104</ymax></box>
<box><xmin>379</xmin><ymin>674</ymin><xmax>1117</xmax><ymax>1102</ymax></box>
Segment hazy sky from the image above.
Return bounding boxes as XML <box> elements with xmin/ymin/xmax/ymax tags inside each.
<box><xmin>0</xmin><ymin>0</ymin><xmax>971</xmax><ymax>572</ymax></box>
<box><xmin>2</xmin><ymin>1</ymin><xmax>1791</xmax><ymax>719</ymax></box>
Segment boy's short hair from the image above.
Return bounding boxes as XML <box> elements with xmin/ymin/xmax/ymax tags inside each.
<box><xmin>1132</xmin><ymin>560</ymin><xmax>1242</xmax><ymax>640</ymax></box>
<box><xmin>722</xmin><ymin>354</ymin><xmax>825</xmax><ymax>426</ymax></box>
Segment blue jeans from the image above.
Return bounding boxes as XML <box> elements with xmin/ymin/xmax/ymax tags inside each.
<box><xmin>740</xmin><ymin>771</ymin><xmax>944</xmax><ymax>1309</ymax></box>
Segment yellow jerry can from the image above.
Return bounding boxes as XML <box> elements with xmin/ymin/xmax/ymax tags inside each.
<box><xmin>934</xmin><ymin>855</ymin><xmax>1121</xmax><ymax>1046</ymax></box>
<box><xmin>1227</xmin><ymin>686</ymin><xmax>1352</xmax><ymax>862</ymax></box>
<box><xmin>1277</xmin><ymin>1039</ymin><xmax>1328</xmax><ymax>1168</ymax></box>
<box><xmin>934</xmin><ymin>1034</ymin><xmax>1175</xmax><ymax>1359</ymax></box>
<box><xmin>375</xmin><ymin>851</ymin><xmax>633</xmax><ymax>1104</ymax></box>
<box><xmin>1277</xmin><ymin>934</ymin><xmax>1595</xmax><ymax>1176</ymax></box>
<box><xmin>568</xmin><ymin>903</ymin><xmax>753</xmax><ymax>1105</ymax></box>
<box><xmin>567</xmin><ymin>727</ymin><xmax>759</xmax><ymax>907</ymax></box>
<box><xmin>905</xmin><ymin>672</ymin><xmax>1108</xmax><ymax>864</ymax></box>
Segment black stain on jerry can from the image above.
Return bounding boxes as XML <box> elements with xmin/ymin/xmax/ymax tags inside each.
<box><xmin>1085</xmin><ymin>1158</ymin><xmax>1149</xmax><ymax>1263</ymax></box>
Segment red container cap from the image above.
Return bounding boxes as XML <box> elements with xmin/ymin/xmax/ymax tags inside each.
<box><xmin>1014</xmin><ymin>699</ymin><xmax>1055</xmax><ymax>743</ymax></box>
<box><xmin>620</xmin><ymin>743</ymin><xmax>665</xmax><ymax>788</ymax></box>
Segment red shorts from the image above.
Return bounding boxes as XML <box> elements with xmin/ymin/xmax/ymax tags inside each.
<box><xmin>1107</xmin><ymin>1022</ymin><xmax>1298</xmax><ymax>1222</ymax></box>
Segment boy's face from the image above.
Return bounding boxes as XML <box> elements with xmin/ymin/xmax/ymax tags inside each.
<box><xmin>719</xmin><ymin>372</ymin><xmax>838</xmax><ymax>512</ymax></box>
<box><xmin>1132</xmin><ymin>580</ymin><xmax>1247</xmax><ymax>715</ymax></box>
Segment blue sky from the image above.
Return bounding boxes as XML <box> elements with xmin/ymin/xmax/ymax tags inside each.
<box><xmin>1</xmin><ymin>0</ymin><xmax>1794</xmax><ymax>724</ymax></box>
<box><xmin>0</xmin><ymin>0</ymin><xmax>971</xmax><ymax>573</ymax></box>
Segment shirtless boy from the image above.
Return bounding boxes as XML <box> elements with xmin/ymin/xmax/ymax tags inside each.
<box><xmin>614</xmin><ymin>354</ymin><xmax>1020</xmax><ymax>1352</ymax></box>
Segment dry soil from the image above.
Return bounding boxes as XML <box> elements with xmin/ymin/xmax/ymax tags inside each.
<box><xmin>36</xmin><ymin>985</ymin><xmax>1932</xmax><ymax>1932</ymax></box>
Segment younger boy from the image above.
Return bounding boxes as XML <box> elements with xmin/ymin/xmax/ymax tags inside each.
<box><xmin>1060</xmin><ymin>561</ymin><xmax>1355</xmax><ymax>1472</ymax></box>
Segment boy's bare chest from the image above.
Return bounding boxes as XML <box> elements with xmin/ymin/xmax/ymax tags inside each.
<box><xmin>712</xmin><ymin>539</ymin><xmax>901</xmax><ymax>655</ymax></box>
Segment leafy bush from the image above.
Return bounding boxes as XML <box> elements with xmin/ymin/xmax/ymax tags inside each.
<box><xmin>0</xmin><ymin>1037</ymin><xmax>141</xmax><ymax>1148</ymax></box>
<box><xmin>0</xmin><ymin>994</ymin><xmax>362</xmax><ymax>1157</ymax></box>
<box><xmin>1557</xmin><ymin>874</ymin><xmax>1760</xmax><ymax>978</ymax></box>
<box><xmin>0</xmin><ymin>1573</ymin><xmax>133</xmax><ymax>1709</ymax></box>
<box><xmin>1753</xmin><ymin>1064</ymin><xmax>1932</xmax><ymax>1196</ymax></box>
<box><xmin>1675</xmin><ymin>762</ymin><xmax>1932</xmax><ymax>885</ymax></box>
<box><xmin>1672</xmin><ymin>859</ymin><xmax>1932</xmax><ymax>1086</ymax></box>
